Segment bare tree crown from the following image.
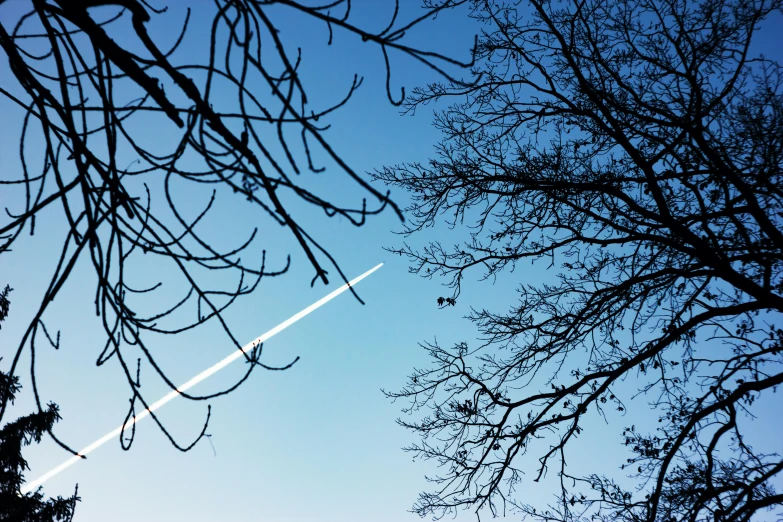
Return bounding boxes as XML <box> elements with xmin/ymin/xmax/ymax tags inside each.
<box><xmin>376</xmin><ymin>1</ymin><xmax>783</xmax><ymax>521</ymax></box>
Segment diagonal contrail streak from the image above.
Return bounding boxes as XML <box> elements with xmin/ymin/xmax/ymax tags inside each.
<box><xmin>21</xmin><ymin>263</ymin><xmax>383</xmax><ymax>494</ymax></box>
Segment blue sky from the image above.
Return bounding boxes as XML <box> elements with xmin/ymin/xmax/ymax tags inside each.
<box><xmin>1</xmin><ymin>2</ymin><xmax>782</xmax><ymax>521</ymax></box>
<box><xmin>0</xmin><ymin>3</ymin><xmax>509</xmax><ymax>521</ymax></box>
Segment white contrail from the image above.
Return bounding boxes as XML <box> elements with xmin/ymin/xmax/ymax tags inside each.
<box><xmin>21</xmin><ymin>263</ymin><xmax>383</xmax><ymax>494</ymax></box>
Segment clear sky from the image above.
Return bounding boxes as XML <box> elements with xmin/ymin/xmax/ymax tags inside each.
<box><xmin>1</xmin><ymin>2</ymin><xmax>781</xmax><ymax>522</ymax></box>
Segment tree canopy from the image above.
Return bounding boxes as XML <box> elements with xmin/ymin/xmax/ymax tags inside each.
<box><xmin>376</xmin><ymin>0</ymin><xmax>783</xmax><ymax>520</ymax></box>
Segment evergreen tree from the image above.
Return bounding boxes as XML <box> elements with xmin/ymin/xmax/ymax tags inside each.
<box><xmin>1</xmin><ymin>286</ymin><xmax>79</xmax><ymax>522</ymax></box>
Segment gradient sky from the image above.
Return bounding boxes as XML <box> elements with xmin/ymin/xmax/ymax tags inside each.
<box><xmin>1</xmin><ymin>2</ymin><xmax>781</xmax><ymax>521</ymax></box>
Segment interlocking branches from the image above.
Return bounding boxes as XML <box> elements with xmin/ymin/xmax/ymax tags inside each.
<box><xmin>376</xmin><ymin>1</ymin><xmax>783</xmax><ymax>521</ymax></box>
<box><xmin>0</xmin><ymin>0</ymin><xmax>473</xmax><ymax>458</ymax></box>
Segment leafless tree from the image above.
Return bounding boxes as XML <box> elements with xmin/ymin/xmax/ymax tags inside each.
<box><xmin>0</xmin><ymin>0</ymin><xmax>473</xmax><ymax>461</ymax></box>
<box><xmin>375</xmin><ymin>1</ymin><xmax>783</xmax><ymax>521</ymax></box>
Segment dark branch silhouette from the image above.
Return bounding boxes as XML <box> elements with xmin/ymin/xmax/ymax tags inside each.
<box><xmin>0</xmin><ymin>0</ymin><xmax>474</xmax><ymax>461</ymax></box>
<box><xmin>375</xmin><ymin>1</ymin><xmax>783</xmax><ymax>521</ymax></box>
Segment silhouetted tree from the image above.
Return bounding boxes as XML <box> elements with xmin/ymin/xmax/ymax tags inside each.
<box><xmin>1</xmin><ymin>285</ymin><xmax>80</xmax><ymax>521</ymax></box>
<box><xmin>0</xmin><ymin>0</ymin><xmax>472</xmax><ymax>462</ymax></box>
<box><xmin>376</xmin><ymin>1</ymin><xmax>783</xmax><ymax>520</ymax></box>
